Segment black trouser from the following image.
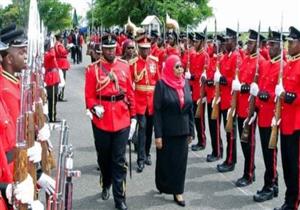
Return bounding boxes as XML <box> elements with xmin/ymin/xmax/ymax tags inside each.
<box><xmin>237</xmin><ymin>117</ymin><xmax>256</xmax><ymax>180</ymax></box>
<box><xmin>258</xmin><ymin>127</ymin><xmax>278</xmax><ymax>188</ymax></box>
<box><xmin>58</xmin><ymin>70</ymin><xmax>67</xmax><ymax>100</ymax></box>
<box><xmin>193</xmin><ymin>101</ymin><xmax>206</xmax><ymax>147</ymax></box>
<box><xmin>73</xmin><ymin>45</ymin><xmax>82</xmax><ymax>63</ymax></box>
<box><xmin>92</xmin><ymin>124</ymin><xmax>129</xmax><ymax>205</ymax></box>
<box><xmin>221</xmin><ymin>109</ymin><xmax>237</xmax><ymax>165</ymax></box>
<box><xmin>207</xmin><ymin>103</ymin><xmax>223</xmax><ymax>157</ymax></box>
<box><xmin>137</xmin><ymin>113</ymin><xmax>153</xmax><ymax>164</ymax></box>
<box><xmin>46</xmin><ymin>84</ymin><xmax>58</xmax><ymax>122</ymax></box>
<box><xmin>281</xmin><ymin>131</ymin><xmax>300</xmax><ymax>210</ymax></box>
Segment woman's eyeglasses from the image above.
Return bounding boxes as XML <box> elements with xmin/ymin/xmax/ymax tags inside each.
<box><xmin>175</xmin><ymin>64</ymin><xmax>183</xmax><ymax>69</ymax></box>
<box><xmin>127</xmin><ymin>46</ymin><xmax>135</xmax><ymax>49</ymax></box>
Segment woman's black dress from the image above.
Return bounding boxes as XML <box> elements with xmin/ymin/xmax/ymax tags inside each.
<box><xmin>153</xmin><ymin>80</ymin><xmax>195</xmax><ymax>194</ymax></box>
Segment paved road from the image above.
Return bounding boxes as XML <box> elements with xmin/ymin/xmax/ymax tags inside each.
<box><xmin>52</xmin><ymin>46</ymin><xmax>285</xmax><ymax>210</ymax></box>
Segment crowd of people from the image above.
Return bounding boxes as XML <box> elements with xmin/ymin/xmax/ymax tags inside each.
<box><xmin>85</xmin><ymin>23</ymin><xmax>300</xmax><ymax>210</ymax></box>
<box><xmin>1</xmin><ymin>10</ymin><xmax>300</xmax><ymax>210</ymax></box>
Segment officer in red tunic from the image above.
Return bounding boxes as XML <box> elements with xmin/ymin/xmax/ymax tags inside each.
<box><xmin>273</xmin><ymin>26</ymin><xmax>300</xmax><ymax>210</ymax></box>
<box><xmin>44</xmin><ymin>38</ymin><xmax>61</xmax><ymax>122</ymax></box>
<box><xmin>130</xmin><ymin>35</ymin><xmax>160</xmax><ymax>172</ymax></box>
<box><xmin>251</xmin><ymin>30</ymin><xmax>285</xmax><ymax>202</ymax></box>
<box><xmin>54</xmin><ymin>33</ymin><xmax>70</xmax><ymax>101</ymax></box>
<box><xmin>85</xmin><ymin>34</ymin><xmax>136</xmax><ymax>210</ymax></box>
<box><xmin>186</xmin><ymin>32</ymin><xmax>208</xmax><ymax>151</ymax></box>
<box><xmin>181</xmin><ymin>32</ymin><xmax>196</xmax><ymax>71</ymax></box>
<box><xmin>232</xmin><ymin>29</ymin><xmax>266</xmax><ymax>187</ymax></box>
<box><xmin>206</xmin><ymin>35</ymin><xmax>225</xmax><ymax>162</ymax></box>
<box><xmin>214</xmin><ymin>28</ymin><xmax>241</xmax><ymax>172</ymax></box>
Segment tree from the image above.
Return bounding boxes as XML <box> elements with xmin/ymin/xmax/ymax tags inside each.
<box><xmin>87</xmin><ymin>0</ymin><xmax>213</xmax><ymax>28</ymax></box>
<box><xmin>0</xmin><ymin>0</ymin><xmax>72</xmax><ymax>32</ymax></box>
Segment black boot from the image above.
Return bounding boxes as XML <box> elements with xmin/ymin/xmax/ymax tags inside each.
<box><xmin>253</xmin><ymin>186</ymin><xmax>275</xmax><ymax>202</ymax></box>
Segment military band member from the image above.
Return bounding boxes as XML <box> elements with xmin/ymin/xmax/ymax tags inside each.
<box><xmin>166</xmin><ymin>31</ymin><xmax>181</xmax><ymax>57</ymax></box>
<box><xmin>251</xmin><ymin>30</ymin><xmax>284</xmax><ymax>202</ymax></box>
<box><xmin>273</xmin><ymin>26</ymin><xmax>300</xmax><ymax>210</ymax></box>
<box><xmin>206</xmin><ymin>35</ymin><xmax>225</xmax><ymax>162</ymax></box>
<box><xmin>85</xmin><ymin>34</ymin><xmax>136</xmax><ymax>210</ymax></box>
<box><xmin>232</xmin><ymin>29</ymin><xmax>266</xmax><ymax>187</ymax></box>
<box><xmin>130</xmin><ymin>35</ymin><xmax>160</xmax><ymax>172</ymax></box>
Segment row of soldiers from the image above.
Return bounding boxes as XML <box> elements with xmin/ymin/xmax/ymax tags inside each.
<box><xmin>0</xmin><ymin>15</ymin><xmax>74</xmax><ymax>209</ymax></box>
<box><xmin>85</xmin><ymin>24</ymin><xmax>300</xmax><ymax>210</ymax></box>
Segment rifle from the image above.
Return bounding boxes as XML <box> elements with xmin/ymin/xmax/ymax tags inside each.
<box><xmin>211</xmin><ymin>19</ymin><xmax>220</xmax><ymax>120</ymax></box>
<box><xmin>48</xmin><ymin>120</ymin><xmax>81</xmax><ymax>210</ymax></box>
<box><xmin>13</xmin><ymin>70</ymin><xmax>31</xmax><ymax>210</ymax></box>
<box><xmin>241</xmin><ymin>21</ymin><xmax>261</xmax><ymax>142</ymax></box>
<box><xmin>225</xmin><ymin>21</ymin><xmax>240</xmax><ymax>132</ymax></box>
<box><xmin>269</xmin><ymin>16</ymin><xmax>284</xmax><ymax>149</ymax></box>
<box><xmin>195</xmin><ymin>27</ymin><xmax>208</xmax><ymax>118</ymax></box>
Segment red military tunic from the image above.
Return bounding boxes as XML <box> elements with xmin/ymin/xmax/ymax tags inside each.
<box><xmin>44</xmin><ymin>48</ymin><xmax>60</xmax><ymax>86</ymax></box>
<box><xmin>54</xmin><ymin>41</ymin><xmax>70</xmax><ymax>70</ymax></box>
<box><xmin>220</xmin><ymin>51</ymin><xmax>240</xmax><ymax>110</ymax></box>
<box><xmin>237</xmin><ymin>53</ymin><xmax>265</xmax><ymax>118</ymax></box>
<box><xmin>190</xmin><ymin>49</ymin><xmax>209</xmax><ymax>102</ymax></box>
<box><xmin>130</xmin><ymin>55</ymin><xmax>160</xmax><ymax>115</ymax></box>
<box><xmin>166</xmin><ymin>45</ymin><xmax>180</xmax><ymax>57</ymax></box>
<box><xmin>0</xmin><ymin>93</ymin><xmax>14</xmax><ymax>180</ymax></box>
<box><xmin>0</xmin><ymin>70</ymin><xmax>20</xmax><ymax>130</ymax></box>
<box><xmin>282</xmin><ymin>54</ymin><xmax>300</xmax><ymax>135</ymax></box>
<box><xmin>0</xmin><ymin>140</ymin><xmax>11</xmax><ymax>210</ymax></box>
<box><xmin>181</xmin><ymin>47</ymin><xmax>195</xmax><ymax>70</ymax></box>
<box><xmin>257</xmin><ymin>57</ymin><xmax>284</xmax><ymax>127</ymax></box>
<box><xmin>85</xmin><ymin>57</ymin><xmax>136</xmax><ymax>132</ymax></box>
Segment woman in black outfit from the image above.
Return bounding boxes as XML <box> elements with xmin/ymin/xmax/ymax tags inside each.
<box><xmin>153</xmin><ymin>55</ymin><xmax>195</xmax><ymax>207</ymax></box>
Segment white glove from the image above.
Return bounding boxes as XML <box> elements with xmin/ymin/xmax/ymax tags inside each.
<box><xmin>185</xmin><ymin>71</ymin><xmax>191</xmax><ymax>79</ymax></box>
<box><xmin>226</xmin><ymin>108</ymin><xmax>236</xmax><ymax>120</ymax></box>
<box><xmin>128</xmin><ymin>118</ymin><xmax>137</xmax><ymax>140</ymax></box>
<box><xmin>214</xmin><ymin>70</ymin><xmax>222</xmax><ymax>83</ymax></box>
<box><xmin>271</xmin><ymin>117</ymin><xmax>281</xmax><ymax>127</ymax></box>
<box><xmin>243</xmin><ymin>112</ymin><xmax>257</xmax><ymax>127</ymax></box>
<box><xmin>5</xmin><ymin>183</ymin><xmax>13</xmax><ymax>204</ymax></box>
<box><xmin>93</xmin><ymin>105</ymin><xmax>105</xmax><ymax>118</ymax></box>
<box><xmin>29</xmin><ymin>200</ymin><xmax>44</xmax><ymax>210</ymax></box>
<box><xmin>197</xmin><ymin>97</ymin><xmax>207</xmax><ymax>104</ymax></box>
<box><xmin>86</xmin><ymin>109</ymin><xmax>93</xmax><ymax>120</ymax></box>
<box><xmin>27</xmin><ymin>142</ymin><xmax>42</xmax><ymax>163</ymax></box>
<box><xmin>58</xmin><ymin>69</ymin><xmax>65</xmax><ymax>88</ymax></box>
<box><xmin>250</xmin><ymin>82</ymin><xmax>259</xmax><ymax>96</ymax></box>
<box><xmin>232</xmin><ymin>79</ymin><xmax>241</xmax><ymax>91</ymax></box>
<box><xmin>42</xmin><ymin>103</ymin><xmax>48</xmax><ymax>115</ymax></box>
<box><xmin>212</xmin><ymin>96</ymin><xmax>221</xmax><ymax>105</ymax></box>
<box><xmin>14</xmin><ymin>174</ymin><xmax>34</xmax><ymax>204</ymax></box>
<box><xmin>275</xmin><ymin>83</ymin><xmax>285</xmax><ymax>98</ymax></box>
<box><xmin>37</xmin><ymin>173</ymin><xmax>55</xmax><ymax>195</ymax></box>
<box><xmin>37</xmin><ymin>124</ymin><xmax>51</xmax><ymax>141</ymax></box>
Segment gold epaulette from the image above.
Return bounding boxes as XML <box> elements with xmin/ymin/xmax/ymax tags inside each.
<box><xmin>128</xmin><ymin>57</ymin><xmax>138</xmax><ymax>65</ymax></box>
<box><xmin>117</xmin><ymin>57</ymin><xmax>129</xmax><ymax>64</ymax></box>
<box><xmin>149</xmin><ymin>55</ymin><xmax>158</xmax><ymax>62</ymax></box>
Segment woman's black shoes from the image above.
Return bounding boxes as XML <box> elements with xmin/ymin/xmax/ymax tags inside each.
<box><xmin>173</xmin><ymin>194</ymin><xmax>186</xmax><ymax>207</ymax></box>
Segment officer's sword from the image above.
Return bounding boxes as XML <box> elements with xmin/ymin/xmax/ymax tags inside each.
<box><xmin>128</xmin><ymin>123</ymin><xmax>138</xmax><ymax>179</ymax></box>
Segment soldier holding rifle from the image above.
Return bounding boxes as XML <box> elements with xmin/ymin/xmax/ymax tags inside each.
<box><xmin>273</xmin><ymin>26</ymin><xmax>300</xmax><ymax>210</ymax></box>
<box><xmin>251</xmin><ymin>29</ymin><xmax>285</xmax><ymax>202</ymax></box>
<box><xmin>214</xmin><ymin>28</ymin><xmax>239</xmax><ymax>173</ymax></box>
<box><xmin>232</xmin><ymin>29</ymin><xmax>266</xmax><ymax>187</ymax></box>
